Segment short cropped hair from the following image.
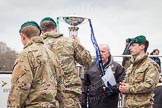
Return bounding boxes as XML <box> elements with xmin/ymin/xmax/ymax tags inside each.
<box><xmin>139</xmin><ymin>41</ymin><xmax>149</xmax><ymax>53</ymax></box>
<box><xmin>40</xmin><ymin>21</ymin><xmax>57</xmax><ymax>32</ymax></box>
<box><xmin>21</xmin><ymin>25</ymin><xmax>41</xmax><ymax>38</ymax></box>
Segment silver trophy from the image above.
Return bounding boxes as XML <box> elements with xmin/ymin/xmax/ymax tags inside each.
<box><xmin>57</xmin><ymin>16</ymin><xmax>88</xmax><ymax>38</ymax></box>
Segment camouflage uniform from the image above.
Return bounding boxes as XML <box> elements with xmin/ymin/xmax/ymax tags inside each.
<box><xmin>8</xmin><ymin>36</ymin><xmax>64</xmax><ymax>108</ymax></box>
<box><xmin>123</xmin><ymin>54</ymin><xmax>160</xmax><ymax>108</ymax></box>
<box><xmin>41</xmin><ymin>31</ymin><xmax>92</xmax><ymax>108</ymax></box>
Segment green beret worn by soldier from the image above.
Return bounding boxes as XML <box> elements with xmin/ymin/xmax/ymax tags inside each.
<box><xmin>40</xmin><ymin>17</ymin><xmax>92</xmax><ymax>108</ymax></box>
<box><xmin>119</xmin><ymin>35</ymin><xmax>160</xmax><ymax>108</ymax></box>
<box><xmin>7</xmin><ymin>21</ymin><xmax>64</xmax><ymax>108</ymax></box>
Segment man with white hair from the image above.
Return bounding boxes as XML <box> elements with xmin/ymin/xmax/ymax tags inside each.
<box><xmin>81</xmin><ymin>43</ymin><xmax>125</xmax><ymax>108</ymax></box>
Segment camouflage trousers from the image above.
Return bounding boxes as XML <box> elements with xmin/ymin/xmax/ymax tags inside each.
<box><xmin>64</xmin><ymin>92</ymin><xmax>81</xmax><ymax>108</ymax></box>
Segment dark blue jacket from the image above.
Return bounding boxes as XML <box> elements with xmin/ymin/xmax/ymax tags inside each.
<box><xmin>150</xmin><ymin>57</ymin><xmax>161</xmax><ymax>70</ymax></box>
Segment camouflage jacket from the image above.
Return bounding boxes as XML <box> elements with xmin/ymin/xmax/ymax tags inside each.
<box><xmin>123</xmin><ymin>54</ymin><xmax>160</xmax><ymax>107</ymax></box>
<box><xmin>7</xmin><ymin>36</ymin><xmax>64</xmax><ymax>108</ymax></box>
<box><xmin>41</xmin><ymin>32</ymin><xmax>92</xmax><ymax>94</ymax></box>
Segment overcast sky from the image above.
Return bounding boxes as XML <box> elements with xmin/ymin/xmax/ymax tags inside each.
<box><xmin>0</xmin><ymin>0</ymin><xmax>162</xmax><ymax>58</ymax></box>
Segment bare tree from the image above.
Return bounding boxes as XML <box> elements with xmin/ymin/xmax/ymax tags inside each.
<box><xmin>0</xmin><ymin>41</ymin><xmax>18</xmax><ymax>71</ymax></box>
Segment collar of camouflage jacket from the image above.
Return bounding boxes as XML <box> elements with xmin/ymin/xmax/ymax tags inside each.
<box><xmin>41</xmin><ymin>31</ymin><xmax>63</xmax><ymax>39</ymax></box>
<box><xmin>24</xmin><ymin>36</ymin><xmax>44</xmax><ymax>49</ymax></box>
<box><xmin>131</xmin><ymin>53</ymin><xmax>148</xmax><ymax>64</ymax></box>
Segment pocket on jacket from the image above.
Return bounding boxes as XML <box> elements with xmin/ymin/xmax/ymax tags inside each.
<box><xmin>134</xmin><ymin>67</ymin><xmax>147</xmax><ymax>82</ymax></box>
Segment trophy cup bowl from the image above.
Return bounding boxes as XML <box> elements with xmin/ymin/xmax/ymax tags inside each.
<box><xmin>62</xmin><ymin>16</ymin><xmax>86</xmax><ymax>26</ymax></box>
<box><xmin>57</xmin><ymin>16</ymin><xmax>88</xmax><ymax>38</ymax></box>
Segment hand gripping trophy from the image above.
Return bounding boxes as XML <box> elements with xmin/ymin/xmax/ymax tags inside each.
<box><xmin>57</xmin><ymin>16</ymin><xmax>89</xmax><ymax>79</ymax></box>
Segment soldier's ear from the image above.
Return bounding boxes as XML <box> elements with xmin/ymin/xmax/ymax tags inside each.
<box><xmin>54</xmin><ymin>28</ymin><xmax>57</xmax><ymax>32</ymax></box>
<box><xmin>140</xmin><ymin>44</ymin><xmax>145</xmax><ymax>50</ymax></box>
<box><xmin>20</xmin><ymin>33</ymin><xmax>27</xmax><ymax>45</ymax></box>
<box><xmin>20</xmin><ymin>33</ymin><xmax>25</xmax><ymax>40</ymax></box>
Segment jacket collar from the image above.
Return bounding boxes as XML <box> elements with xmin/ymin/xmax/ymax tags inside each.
<box><xmin>41</xmin><ymin>31</ymin><xmax>63</xmax><ymax>39</ymax></box>
<box><xmin>132</xmin><ymin>53</ymin><xmax>148</xmax><ymax>65</ymax></box>
<box><xmin>103</xmin><ymin>55</ymin><xmax>113</xmax><ymax>68</ymax></box>
<box><xmin>24</xmin><ymin>36</ymin><xmax>43</xmax><ymax>49</ymax></box>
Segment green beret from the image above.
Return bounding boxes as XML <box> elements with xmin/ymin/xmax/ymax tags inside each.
<box><xmin>129</xmin><ymin>35</ymin><xmax>147</xmax><ymax>45</ymax></box>
<box><xmin>40</xmin><ymin>17</ymin><xmax>56</xmax><ymax>23</ymax></box>
<box><xmin>19</xmin><ymin>21</ymin><xmax>41</xmax><ymax>32</ymax></box>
